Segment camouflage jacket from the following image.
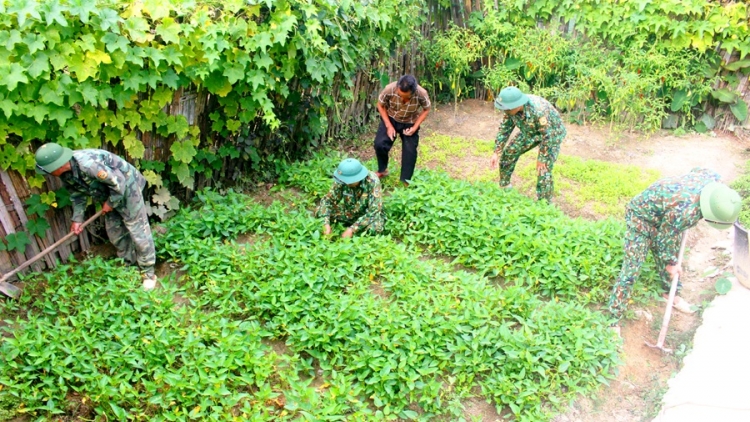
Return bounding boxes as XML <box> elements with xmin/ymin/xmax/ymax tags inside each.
<box><xmin>316</xmin><ymin>172</ymin><xmax>384</xmax><ymax>232</ymax></box>
<box><xmin>628</xmin><ymin>167</ymin><xmax>721</xmax><ymax>264</ymax></box>
<box><xmin>60</xmin><ymin>150</ymin><xmax>145</xmax><ymax>222</ymax></box>
<box><xmin>495</xmin><ymin>94</ymin><xmax>566</xmax><ymax>154</ymax></box>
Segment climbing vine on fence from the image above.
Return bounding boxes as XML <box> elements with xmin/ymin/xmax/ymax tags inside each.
<box><xmin>0</xmin><ymin>0</ymin><xmax>419</xmax><ymax>245</ymax></box>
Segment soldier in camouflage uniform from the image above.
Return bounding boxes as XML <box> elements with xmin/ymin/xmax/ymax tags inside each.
<box><xmin>490</xmin><ymin>86</ymin><xmax>566</xmax><ymax>201</ymax></box>
<box><xmin>315</xmin><ymin>158</ymin><xmax>385</xmax><ymax>238</ymax></box>
<box><xmin>35</xmin><ymin>143</ymin><xmax>157</xmax><ymax>290</ymax></box>
<box><xmin>608</xmin><ymin>168</ymin><xmax>741</xmax><ymax>325</ymax></box>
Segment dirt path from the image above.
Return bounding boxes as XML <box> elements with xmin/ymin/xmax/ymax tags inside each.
<box><xmin>412</xmin><ymin>99</ymin><xmax>748</xmax><ymax>422</ymax></box>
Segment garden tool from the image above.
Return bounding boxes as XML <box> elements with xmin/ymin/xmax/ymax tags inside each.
<box><xmin>0</xmin><ymin>209</ymin><xmax>104</xmax><ymax>299</ymax></box>
<box><xmin>645</xmin><ymin>232</ymin><xmax>688</xmax><ymax>354</ymax></box>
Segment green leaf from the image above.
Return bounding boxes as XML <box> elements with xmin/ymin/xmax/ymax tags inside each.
<box><xmin>27</xmin><ymin>218</ymin><xmax>51</xmax><ymax>237</ymax></box>
<box><xmin>109</xmin><ymin>403</ymin><xmax>128</xmax><ymax>420</ymax></box>
<box><xmin>0</xmin><ymin>241</ymin><xmax>6</xmax><ymax>251</ymax></box>
<box><xmin>0</xmin><ymin>63</ymin><xmax>29</xmax><ymax>91</ymax></box>
<box><xmin>698</xmin><ymin>113</ymin><xmax>715</xmax><ymax>130</ymax></box>
<box><xmin>156</xmin><ymin>18</ymin><xmax>181</xmax><ymax>44</ymax></box>
<box><xmin>5</xmin><ymin>232</ymin><xmax>31</xmax><ymax>253</ymax></box>
<box><xmin>255</xmin><ymin>32</ymin><xmax>273</xmax><ymax>53</ymax></box>
<box><xmin>247</xmin><ymin>69</ymin><xmax>266</xmax><ymax>90</ymax></box>
<box><xmin>40</xmin><ymin>0</ymin><xmax>68</xmax><ymax>27</ymax></box>
<box><xmin>26</xmin><ymin>194</ymin><xmax>50</xmax><ymax>217</ymax></box>
<box><xmin>670</xmin><ymin>89</ymin><xmax>687</xmax><ymax>112</ymax></box>
<box><xmin>171</xmin><ymin>140</ymin><xmax>197</xmax><ymax>163</ymax></box>
<box><xmin>68</xmin><ymin>0</ymin><xmax>97</xmax><ymax>24</ymax></box>
<box><xmin>27</xmin><ymin>104</ymin><xmax>49</xmax><ymax>124</ymax></box>
<box><xmin>143</xmin><ymin>0</ymin><xmax>170</xmax><ymax>20</ymax></box>
<box><xmin>102</xmin><ymin>33</ymin><xmax>129</xmax><ymax>53</ymax></box>
<box><xmin>723</xmin><ymin>59</ymin><xmax>750</xmax><ymax>72</ymax></box>
<box><xmin>254</xmin><ymin>53</ymin><xmax>274</xmax><ymax>71</ymax></box>
<box><xmin>55</xmin><ymin>187</ymin><xmax>72</xmax><ymax>208</ymax></box>
<box><xmin>97</xmin><ymin>8</ymin><xmax>121</xmax><ymax>33</ymax></box>
<box><xmin>223</xmin><ymin>63</ymin><xmax>245</xmax><ymax>84</ymax></box>
<box><xmin>173</xmin><ymin>162</ymin><xmax>193</xmax><ymax>188</ymax></box>
<box><xmin>124</xmin><ymin>16</ymin><xmax>150</xmax><ymax>43</ymax></box>
<box><xmin>711</xmin><ymin>88</ymin><xmax>738</xmax><ymax>104</ymax></box>
<box><xmin>730</xmin><ymin>99</ymin><xmax>748</xmax><ymax>122</ymax></box>
<box><xmin>0</xmin><ymin>98</ymin><xmax>19</xmax><ymax>118</ymax></box>
<box><xmin>48</xmin><ymin>107</ymin><xmax>73</xmax><ymax>126</ymax></box>
<box><xmin>27</xmin><ymin>52</ymin><xmax>51</xmax><ymax>78</ymax></box>
<box><xmin>123</xmin><ymin>133</ymin><xmax>145</xmax><ymax>159</ymax></box>
<box><xmin>504</xmin><ymin>57</ymin><xmax>523</xmax><ymax>71</ymax></box>
<box><xmin>715</xmin><ymin>278</ymin><xmax>732</xmax><ymax>295</ymax></box>
<box><xmin>23</xmin><ymin>33</ymin><xmax>45</xmax><ymax>54</ymax></box>
<box><xmin>7</xmin><ymin>0</ymin><xmax>42</xmax><ymax>27</ymax></box>
<box><xmin>142</xmin><ymin>169</ymin><xmax>163</xmax><ymax>188</ymax></box>
<box><xmin>161</xmin><ymin>69</ymin><xmax>181</xmax><ymax>89</ymax></box>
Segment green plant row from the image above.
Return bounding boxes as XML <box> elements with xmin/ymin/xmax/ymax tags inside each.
<box><xmin>731</xmin><ymin>160</ymin><xmax>750</xmax><ymax>228</ymax></box>
<box><xmin>155</xmin><ymin>190</ymin><xmax>621</xmax><ymax>420</ymax></box>
<box><xmin>277</xmin><ymin>156</ymin><xmax>659</xmax><ymax>302</ymax></box>
<box><xmin>0</xmin><ymin>258</ymin><xmax>366</xmax><ymax>421</ymax></box>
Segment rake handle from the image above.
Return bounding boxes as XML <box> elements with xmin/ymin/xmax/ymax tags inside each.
<box><xmin>653</xmin><ymin>232</ymin><xmax>689</xmax><ymax>349</ymax></box>
<box><xmin>0</xmin><ymin>209</ymin><xmax>105</xmax><ymax>284</ymax></box>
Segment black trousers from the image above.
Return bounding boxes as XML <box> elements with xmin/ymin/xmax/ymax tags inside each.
<box><xmin>373</xmin><ymin>116</ymin><xmax>420</xmax><ymax>183</ymax></box>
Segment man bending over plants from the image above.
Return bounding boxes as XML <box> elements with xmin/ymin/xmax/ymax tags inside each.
<box><xmin>608</xmin><ymin>168</ymin><xmax>741</xmax><ymax>331</ymax></box>
<box><xmin>315</xmin><ymin>158</ymin><xmax>385</xmax><ymax>238</ymax></box>
<box><xmin>373</xmin><ymin>74</ymin><xmax>431</xmax><ymax>186</ymax></box>
<box><xmin>490</xmin><ymin>86</ymin><xmax>566</xmax><ymax>202</ymax></box>
<box><xmin>35</xmin><ymin>143</ymin><xmax>158</xmax><ymax>290</ymax></box>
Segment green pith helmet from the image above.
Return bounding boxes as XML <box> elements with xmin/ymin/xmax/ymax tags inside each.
<box><xmin>494</xmin><ymin>86</ymin><xmax>530</xmax><ymax>110</ymax></box>
<box><xmin>700</xmin><ymin>182</ymin><xmax>741</xmax><ymax>230</ymax></box>
<box><xmin>333</xmin><ymin>158</ymin><xmax>369</xmax><ymax>184</ymax></box>
<box><xmin>35</xmin><ymin>143</ymin><xmax>73</xmax><ymax>174</ymax></box>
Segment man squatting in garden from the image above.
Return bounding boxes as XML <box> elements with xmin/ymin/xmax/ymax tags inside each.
<box><xmin>315</xmin><ymin>158</ymin><xmax>385</xmax><ymax>238</ymax></box>
<box><xmin>490</xmin><ymin>86</ymin><xmax>566</xmax><ymax>202</ymax></box>
<box><xmin>35</xmin><ymin>143</ymin><xmax>158</xmax><ymax>290</ymax></box>
<box><xmin>608</xmin><ymin>168</ymin><xmax>741</xmax><ymax>333</ymax></box>
<box><xmin>373</xmin><ymin>74</ymin><xmax>431</xmax><ymax>186</ymax></box>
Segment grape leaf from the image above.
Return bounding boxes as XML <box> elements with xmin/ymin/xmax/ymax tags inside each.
<box><xmin>123</xmin><ymin>133</ymin><xmax>145</xmax><ymax>159</ymax></box>
<box><xmin>48</xmin><ymin>107</ymin><xmax>73</xmax><ymax>126</ymax></box>
<box><xmin>0</xmin><ymin>63</ymin><xmax>29</xmax><ymax>91</ymax></box>
<box><xmin>167</xmin><ymin>115</ymin><xmax>190</xmax><ymax>138</ymax></box>
<box><xmin>2</xmin><ymin>30</ymin><xmax>22</xmax><ymax>51</ymax></box>
<box><xmin>68</xmin><ymin>0</ymin><xmax>97</xmax><ymax>24</ymax></box>
<box><xmin>87</xmin><ymin>49</ymin><xmax>111</xmax><ymax>65</ymax></box>
<box><xmin>67</xmin><ymin>51</ymin><xmax>98</xmax><ymax>81</ymax></box>
<box><xmin>254</xmin><ymin>53</ymin><xmax>273</xmax><ymax>70</ymax></box>
<box><xmin>156</xmin><ymin>18</ymin><xmax>181</xmax><ymax>44</ymax></box>
<box><xmin>152</xmin><ymin>186</ymin><xmax>171</xmax><ymax>205</ymax></box>
<box><xmin>223</xmin><ymin>63</ymin><xmax>245</xmax><ymax>84</ymax></box>
<box><xmin>124</xmin><ymin>16</ymin><xmax>151</xmax><ymax>43</ymax></box>
<box><xmin>97</xmin><ymin>8</ymin><xmax>121</xmax><ymax>33</ymax></box>
<box><xmin>0</xmin><ymin>99</ymin><xmax>19</xmax><ymax>118</ymax></box>
<box><xmin>23</xmin><ymin>33</ymin><xmax>45</xmax><ymax>54</ymax></box>
<box><xmin>173</xmin><ymin>162</ymin><xmax>192</xmax><ymax>187</ymax></box>
<box><xmin>162</xmin><ymin>46</ymin><xmax>183</xmax><ymax>67</ymax></box>
<box><xmin>26</xmin><ymin>218</ymin><xmax>51</xmax><ymax>237</ymax></box>
<box><xmin>27</xmin><ymin>52</ymin><xmax>50</xmax><ymax>78</ymax></box>
<box><xmin>55</xmin><ymin>187</ymin><xmax>72</xmax><ymax>208</ymax></box>
<box><xmin>247</xmin><ymin>69</ymin><xmax>266</xmax><ymax>90</ymax></box>
<box><xmin>26</xmin><ymin>194</ymin><xmax>50</xmax><ymax>217</ymax></box>
<box><xmin>161</xmin><ymin>69</ymin><xmax>181</xmax><ymax>89</ymax></box>
<box><xmin>27</xmin><ymin>104</ymin><xmax>49</xmax><ymax>123</ymax></box>
<box><xmin>102</xmin><ymin>33</ymin><xmax>129</xmax><ymax>53</ymax></box>
<box><xmin>143</xmin><ymin>0</ymin><xmax>170</xmax><ymax>20</ymax></box>
<box><xmin>255</xmin><ymin>32</ymin><xmax>272</xmax><ymax>53</ymax></box>
<box><xmin>5</xmin><ymin>232</ymin><xmax>31</xmax><ymax>253</ymax></box>
<box><xmin>7</xmin><ymin>0</ymin><xmax>42</xmax><ymax>27</ymax></box>
<box><xmin>171</xmin><ymin>140</ymin><xmax>197</xmax><ymax>163</ymax></box>
<box><xmin>142</xmin><ymin>169</ymin><xmax>163</xmax><ymax>188</ymax></box>
<box><xmin>40</xmin><ymin>0</ymin><xmax>68</xmax><ymax>27</ymax></box>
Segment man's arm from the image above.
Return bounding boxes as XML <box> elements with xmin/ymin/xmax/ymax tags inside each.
<box><xmin>405</xmin><ymin>108</ymin><xmax>430</xmax><ymax>134</ymax></box>
<box><xmin>377</xmin><ymin>102</ymin><xmax>396</xmax><ymax>140</ymax></box>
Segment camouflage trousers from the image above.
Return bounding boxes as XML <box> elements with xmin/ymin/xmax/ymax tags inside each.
<box><xmin>607</xmin><ymin>209</ymin><xmax>680</xmax><ymax>320</ymax></box>
<box><xmin>499</xmin><ymin>131</ymin><xmax>564</xmax><ymax>201</ymax></box>
<box><xmin>105</xmin><ymin>176</ymin><xmax>155</xmax><ymax>277</ymax></box>
<box><xmin>321</xmin><ymin>207</ymin><xmax>385</xmax><ymax>235</ymax></box>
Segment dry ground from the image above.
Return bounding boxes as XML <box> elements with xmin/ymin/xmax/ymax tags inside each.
<box><xmin>353</xmin><ymin>99</ymin><xmax>747</xmax><ymax>421</ymax></box>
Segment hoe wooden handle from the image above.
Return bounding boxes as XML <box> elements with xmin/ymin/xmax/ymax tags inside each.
<box><xmin>0</xmin><ymin>209</ymin><xmax>105</xmax><ymax>286</ymax></box>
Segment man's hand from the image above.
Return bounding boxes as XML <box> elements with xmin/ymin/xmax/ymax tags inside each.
<box><xmin>536</xmin><ymin>161</ymin><xmax>548</xmax><ymax>176</ymax></box>
<box><xmin>323</xmin><ymin>224</ymin><xmax>332</xmax><ymax>236</ymax></box>
<box><xmin>342</xmin><ymin>228</ymin><xmax>354</xmax><ymax>238</ymax></box>
<box><xmin>490</xmin><ymin>152</ymin><xmax>499</xmax><ymax>168</ymax></box>
<box><xmin>666</xmin><ymin>264</ymin><xmax>682</xmax><ymax>280</ymax></box>
<box><xmin>102</xmin><ymin>202</ymin><xmax>114</xmax><ymax>214</ymax></box>
<box><xmin>403</xmin><ymin>125</ymin><xmax>418</xmax><ymax>136</ymax></box>
<box><xmin>386</xmin><ymin>125</ymin><xmax>396</xmax><ymax>140</ymax></box>
<box><xmin>70</xmin><ymin>222</ymin><xmax>83</xmax><ymax>235</ymax></box>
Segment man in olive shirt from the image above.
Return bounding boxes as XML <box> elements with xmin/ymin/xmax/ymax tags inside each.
<box><xmin>373</xmin><ymin>74</ymin><xmax>431</xmax><ymax>186</ymax></box>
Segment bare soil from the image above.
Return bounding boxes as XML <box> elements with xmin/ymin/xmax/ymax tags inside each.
<box><xmin>405</xmin><ymin>99</ymin><xmax>748</xmax><ymax>421</ymax></box>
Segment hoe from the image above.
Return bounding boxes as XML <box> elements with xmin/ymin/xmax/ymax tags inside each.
<box><xmin>0</xmin><ymin>210</ymin><xmax>104</xmax><ymax>299</ymax></box>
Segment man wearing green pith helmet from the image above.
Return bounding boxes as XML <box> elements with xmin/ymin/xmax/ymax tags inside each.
<box><xmin>608</xmin><ymin>168</ymin><xmax>741</xmax><ymax>331</ymax></box>
<box><xmin>490</xmin><ymin>86</ymin><xmax>566</xmax><ymax>202</ymax></box>
<box><xmin>315</xmin><ymin>158</ymin><xmax>385</xmax><ymax>238</ymax></box>
<box><xmin>34</xmin><ymin>143</ymin><xmax>157</xmax><ymax>290</ymax></box>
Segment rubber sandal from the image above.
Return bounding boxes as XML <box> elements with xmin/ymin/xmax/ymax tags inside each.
<box><xmin>375</xmin><ymin>170</ymin><xmax>389</xmax><ymax>178</ymax></box>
